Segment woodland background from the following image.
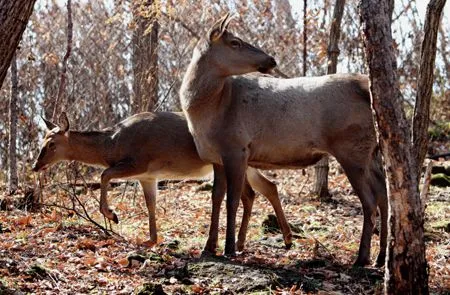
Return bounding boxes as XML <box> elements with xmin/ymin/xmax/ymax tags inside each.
<box><xmin>0</xmin><ymin>0</ymin><xmax>449</xmax><ymax>294</ymax></box>
<box><xmin>0</xmin><ymin>0</ymin><xmax>449</xmax><ymax>180</ymax></box>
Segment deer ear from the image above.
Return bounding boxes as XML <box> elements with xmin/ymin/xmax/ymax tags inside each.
<box><xmin>59</xmin><ymin>112</ymin><xmax>70</xmax><ymax>133</ymax></box>
<box><xmin>42</xmin><ymin>116</ymin><xmax>57</xmax><ymax>130</ymax></box>
<box><xmin>208</xmin><ymin>13</ymin><xmax>231</xmax><ymax>42</ymax></box>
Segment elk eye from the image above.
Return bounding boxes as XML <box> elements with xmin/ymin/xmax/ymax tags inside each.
<box><xmin>230</xmin><ymin>40</ymin><xmax>241</xmax><ymax>48</ymax></box>
<box><xmin>48</xmin><ymin>142</ymin><xmax>55</xmax><ymax>149</ymax></box>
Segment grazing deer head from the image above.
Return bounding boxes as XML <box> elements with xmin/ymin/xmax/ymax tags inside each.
<box><xmin>32</xmin><ymin>113</ymin><xmax>71</xmax><ymax>172</ymax></box>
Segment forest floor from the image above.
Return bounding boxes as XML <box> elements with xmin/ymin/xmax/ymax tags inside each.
<box><xmin>0</xmin><ymin>159</ymin><xmax>449</xmax><ymax>294</ymax></box>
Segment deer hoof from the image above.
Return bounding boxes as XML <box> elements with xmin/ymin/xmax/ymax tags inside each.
<box><xmin>111</xmin><ymin>211</ymin><xmax>119</xmax><ymax>224</ymax></box>
<box><xmin>285</xmin><ymin>241</ymin><xmax>293</xmax><ymax>250</ymax></box>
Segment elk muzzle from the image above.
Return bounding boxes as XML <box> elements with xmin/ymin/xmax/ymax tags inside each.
<box><xmin>257</xmin><ymin>57</ymin><xmax>277</xmax><ymax>74</ymax></box>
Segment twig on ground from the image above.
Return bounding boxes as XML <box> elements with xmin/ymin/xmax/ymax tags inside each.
<box><xmin>39</xmin><ymin>202</ymin><xmax>123</xmax><ymax>239</ymax></box>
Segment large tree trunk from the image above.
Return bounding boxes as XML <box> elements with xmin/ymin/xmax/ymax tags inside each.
<box><xmin>313</xmin><ymin>0</ymin><xmax>345</xmax><ymax>201</ymax></box>
<box><xmin>132</xmin><ymin>0</ymin><xmax>159</xmax><ymax>113</ymax></box>
<box><xmin>8</xmin><ymin>54</ymin><xmax>18</xmax><ymax>194</ymax></box>
<box><xmin>0</xmin><ymin>0</ymin><xmax>36</xmax><ymax>88</ymax></box>
<box><xmin>360</xmin><ymin>0</ymin><xmax>444</xmax><ymax>293</ymax></box>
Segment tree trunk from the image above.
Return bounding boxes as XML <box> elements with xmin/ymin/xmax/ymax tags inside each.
<box><xmin>0</xmin><ymin>0</ymin><xmax>36</xmax><ymax>88</ymax></box>
<box><xmin>302</xmin><ymin>0</ymin><xmax>308</xmax><ymax>76</ymax></box>
<box><xmin>313</xmin><ymin>0</ymin><xmax>345</xmax><ymax>201</ymax></box>
<box><xmin>8</xmin><ymin>54</ymin><xmax>18</xmax><ymax>194</ymax></box>
<box><xmin>438</xmin><ymin>25</ymin><xmax>450</xmax><ymax>83</ymax></box>
<box><xmin>360</xmin><ymin>0</ymin><xmax>438</xmax><ymax>293</ymax></box>
<box><xmin>412</xmin><ymin>0</ymin><xmax>447</xmax><ymax>174</ymax></box>
<box><xmin>52</xmin><ymin>0</ymin><xmax>73</xmax><ymax>121</ymax></box>
<box><xmin>132</xmin><ymin>0</ymin><xmax>159</xmax><ymax>114</ymax></box>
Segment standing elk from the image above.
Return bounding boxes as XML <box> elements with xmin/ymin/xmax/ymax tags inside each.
<box><xmin>180</xmin><ymin>14</ymin><xmax>387</xmax><ymax>266</ymax></box>
<box><xmin>33</xmin><ymin>112</ymin><xmax>292</xmax><ymax>250</ymax></box>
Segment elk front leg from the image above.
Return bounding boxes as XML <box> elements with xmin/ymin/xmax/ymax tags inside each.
<box><xmin>140</xmin><ymin>179</ymin><xmax>158</xmax><ymax>243</ymax></box>
<box><xmin>204</xmin><ymin>164</ymin><xmax>226</xmax><ymax>254</ymax></box>
<box><xmin>223</xmin><ymin>152</ymin><xmax>248</xmax><ymax>256</ymax></box>
<box><xmin>236</xmin><ymin>179</ymin><xmax>256</xmax><ymax>252</ymax></box>
<box><xmin>100</xmin><ymin>161</ymin><xmax>143</xmax><ymax>224</ymax></box>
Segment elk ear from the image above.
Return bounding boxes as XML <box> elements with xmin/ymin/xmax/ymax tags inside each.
<box><xmin>208</xmin><ymin>13</ymin><xmax>231</xmax><ymax>42</ymax></box>
<box><xmin>59</xmin><ymin>112</ymin><xmax>70</xmax><ymax>133</ymax></box>
<box><xmin>220</xmin><ymin>13</ymin><xmax>236</xmax><ymax>32</ymax></box>
<box><xmin>42</xmin><ymin>116</ymin><xmax>58</xmax><ymax>130</ymax></box>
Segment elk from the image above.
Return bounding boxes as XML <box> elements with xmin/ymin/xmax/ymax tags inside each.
<box><xmin>180</xmin><ymin>14</ymin><xmax>388</xmax><ymax>266</ymax></box>
<box><xmin>33</xmin><ymin>112</ymin><xmax>292</xmax><ymax>250</ymax></box>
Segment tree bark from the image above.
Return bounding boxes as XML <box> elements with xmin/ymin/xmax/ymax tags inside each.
<box><xmin>360</xmin><ymin>0</ymin><xmax>431</xmax><ymax>293</ymax></box>
<box><xmin>438</xmin><ymin>25</ymin><xmax>450</xmax><ymax>83</ymax></box>
<box><xmin>302</xmin><ymin>0</ymin><xmax>307</xmax><ymax>76</ymax></box>
<box><xmin>132</xmin><ymin>0</ymin><xmax>159</xmax><ymax>113</ymax></box>
<box><xmin>412</xmin><ymin>0</ymin><xmax>447</xmax><ymax>175</ymax></box>
<box><xmin>313</xmin><ymin>0</ymin><xmax>345</xmax><ymax>201</ymax></box>
<box><xmin>52</xmin><ymin>0</ymin><xmax>73</xmax><ymax>120</ymax></box>
<box><xmin>8</xmin><ymin>54</ymin><xmax>18</xmax><ymax>194</ymax></box>
<box><xmin>0</xmin><ymin>0</ymin><xmax>36</xmax><ymax>89</ymax></box>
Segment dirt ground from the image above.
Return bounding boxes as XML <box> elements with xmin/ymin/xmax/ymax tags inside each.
<box><xmin>0</xmin><ymin>160</ymin><xmax>449</xmax><ymax>294</ymax></box>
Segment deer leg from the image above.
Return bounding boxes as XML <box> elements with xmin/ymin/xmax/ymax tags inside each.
<box><xmin>246</xmin><ymin>168</ymin><xmax>293</xmax><ymax>249</ymax></box>
<box><xmin>236</xmin><ymin>179</ymin><xmax>256</xmax><ymax>252</ymax></box>
<box><xmin>369</xmin><ymin>161</ymin><xmax>388</xmax><ymax>267</ymax></box>
<box><xmin>376</xmin><ymin>193</ymin><xmax>388</xmax><ymax>267</ymax></box>
<box><xmin>100</xmin><ymin>162</ymin><xmax>144</xmax><ymax>224</ymax></box>
<box><xmin>140</xmin><ymin>179</ymin><xmax>158</xmax><ymax>243</ymax></box>
<box><xmin>223</xmin><ymin>152</ymin><xmax>248</xmax><ymax>256</ymax></box>
<box><xmin>338</xmin><ymin>161</ymin><xmax>377</xmax><ymax>266</ymax></box>
<box><xmin>204</xmin><ymin>164</ymin><xmax>226</xmax><ymax>254</ymax></box>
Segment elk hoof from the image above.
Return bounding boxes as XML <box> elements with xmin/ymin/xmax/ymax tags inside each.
<box><xmin>236</xmin><ymin>242</ymin><xmax>245</xmax><ymax>252</ymax></box>
<box><xmin>200</xmin><ymin>250</ymin><xmax>215</xmax><ymax>258</ymax></box>
<box><xmin>375</xmin><ymin>254</ymin><xmax>386</xmax><ymax>267</ymax></box>
<box><xmin>203</xmin><ymin>240</ymin><xmax>217</xmax><ymax>254</ymax></box>
<box><xmin>353</xmin><ymin>257</ymin><xmax>370</xmax><ymax>267</ymax></box>
<box><xmin>224</xmin><ymin>247</ymin><xmax>237</xmax><ymax>258</ymax></box>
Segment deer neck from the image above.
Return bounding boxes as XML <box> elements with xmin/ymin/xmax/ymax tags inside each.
<box><xmin>180</xmin><ymin>50</ymin><xmax>227</xmax><ymax>113</ymax></box>
<box><xmin>67</xmin><ymin>131</ymin><xmax>112</xmax><ymax>167</ymax></box>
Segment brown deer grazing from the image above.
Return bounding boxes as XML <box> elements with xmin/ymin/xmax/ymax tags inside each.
<box><xmin>180</xmin><ymin>14</ymin><xmax>388</xmax><ymax>266</ymax></box>
<box><xmin>33</xmin><ymin>112</ymin><xmax>292</xmax><ymax>250</ymax></box>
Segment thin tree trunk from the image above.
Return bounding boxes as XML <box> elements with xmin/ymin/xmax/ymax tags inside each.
<box><xmin>302</xmin><ymin>0</ymin><xmax>307</xmax><ymax>76</ymax></box>
<box><xmin>412</xmin><ymin>0</ymin><xmax>447</xmax><ymax>173</ymax></box>
<box><xmin>438</xmin><ymin>25</ymin><xmax>450</xmax><ymax>83</ymax></box>
<box><xmin>313</xmin><ymin>0</ymin><xmax>345</xmax><ymax>201</ymax></box>
<box><xmin>8</xmin><ymin>54</ymin><xmax>18</xmax><ymax>194</ymax></box>
<box><xmin>52</xmin><ymin>0</ymin><xmax>73</xmax><ymax>121</ymax></box>
<box><xmin>0</xmin><ymin>0</ymin><xmax>36</xmax><ymax>88</ymax></box>
<box><xmin>132</xmin><ymin>0</ymin><xmax>159</xmax><ymax>114</ymax></box>
<box><xmin>360</xmin><ymin>0</ymin><xmax>432</xmax><ymax>293</ymax></box>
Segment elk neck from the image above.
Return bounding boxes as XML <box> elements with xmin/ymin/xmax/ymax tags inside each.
<box><xmin>180</xmin><ymin>48</ymin><xmax>227</xmax><ymax>112</ymax></box>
